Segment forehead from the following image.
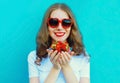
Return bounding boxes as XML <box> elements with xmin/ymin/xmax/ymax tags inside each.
<box><xmin>50</xmin><ymin>9</ymin><xmax>69</xmax><ymax>19</ymax></box>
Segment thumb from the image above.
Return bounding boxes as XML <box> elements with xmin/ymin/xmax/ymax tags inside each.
<box><xmin>70</xmin><ymin>51</ymin><xmax>75</xmax><ymax>56</ymax></box>
<box><xmin>46</xmin><ymin>49</ymin><xmax>49</xmax><ymax>52</ymax></box>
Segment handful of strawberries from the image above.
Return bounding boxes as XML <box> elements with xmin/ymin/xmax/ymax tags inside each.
<box><xmin>50</xmin><ymin>41</ymin><xmax>70</xmax><ymax>52</ymax></box>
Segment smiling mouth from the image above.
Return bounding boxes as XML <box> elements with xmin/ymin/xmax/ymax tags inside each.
<box><xmin>55</xmin><ymin>32</ymin><xmax>65</xmax><ymax>37</ymax></box>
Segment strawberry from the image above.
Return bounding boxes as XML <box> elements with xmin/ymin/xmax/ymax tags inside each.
<box><xmin>50</xmin><ymin>41</ymin><xmax>69</xmax><ymax>52</ymax></box>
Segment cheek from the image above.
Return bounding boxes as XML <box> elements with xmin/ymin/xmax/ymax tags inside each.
<box><xmin>48</xmin><ymin>28</ymin><xmax>54</xmax><ymax>36</ymax></box>
<box><xmin>66</xmin><ymin>28</ymin><xmax>71</xmax><ymax>35</ymax></box>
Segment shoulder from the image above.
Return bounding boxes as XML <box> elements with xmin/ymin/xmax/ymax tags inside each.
<box><xmin>81</xmin><ymin>52</ymin><xmax>90</xmax><ymax>64</ymax></box>
<box><xmin>27</xmin><ymin>50</ymin><xmax>37</xmax><ymax>62</ymax></box>
<box><xmin>70</xmin><ymin>52</ymin><xmax>90</xmax><ymax>71</ymax></box>
<box><xmin>74</xmin><ymin>52</ymin><xmax>90</xmax><ymax>64</ymax></box>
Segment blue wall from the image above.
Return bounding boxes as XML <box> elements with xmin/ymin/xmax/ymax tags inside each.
<box><xmin>0</xmin><ymin>0</ymin><xmax>120</xmax><ymax>83</ymax></box>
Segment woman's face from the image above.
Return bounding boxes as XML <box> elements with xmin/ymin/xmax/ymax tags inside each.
<box><xmin>48</xmin><ymin>9</ymin><xmax>72</xmax><ymax>42</ymax></box>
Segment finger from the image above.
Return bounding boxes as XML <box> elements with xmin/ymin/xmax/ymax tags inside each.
<box><xmin>46</xmin><ymin>48</ymin><xmax>52</xmax><ymax>52</ymax></box>
<box><xmin>52</xmin><ymin>52</ymin><xmax>60</xmax><ymax>63</ymax></box>
<box><xmin>46</xmin><ymin>49</ymin><xmax>49</xmax><ymax>52</ymax></box>
<box><xmin>62</xmin><ymin>51</ymin><xmax>69</xmax><ymax>62</ymax></box>
<box><xmin>61</xmin><ymin>52</ymin><xmax>66</xmax><ymax>64</ymax></box>
<box><xmin>58</xmin><ymin>58</ymin><xmax>62</xmax><ymax>65</ymax></box>
<box><xmin>50</xmin><ymin>50</ymin><xmax>58</xmax><ymax>61</ymax></box>
<box><xmin>65</xmin><ymin>52</ymin><xmax>71</xmax><ymax>61</ymax></box>
<box><xmin>70</xmin><ymin>51</ymin><xmax>75</xmax><ymax>56</ymax></box>
<box><xmin>47</xmin><ymin>49</ymin><xmax>53</xmax><ymax>57</ymax></box>
<box><xmin>58</xmin><ymin>54</ymin><xmax>62</xmax><ymax>64</ymax></box>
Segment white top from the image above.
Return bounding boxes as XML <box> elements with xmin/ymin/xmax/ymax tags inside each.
<box><xmin>28</xmin><ymin>50</ymin><xmax>90</xmax><ymax>83</ymax></box>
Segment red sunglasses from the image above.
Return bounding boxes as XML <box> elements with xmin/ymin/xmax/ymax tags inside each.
<box><xmin>47</xmin><ymin>18</ymin><xmax>73</xmax><ymax>28</ymax></box>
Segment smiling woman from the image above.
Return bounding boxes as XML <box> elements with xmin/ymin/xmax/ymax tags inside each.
<box><xmin>48</xmin><ymin>9</ymin><xmax>72</xmax><ymax>42</ymax></box>
<box><xmin>27</xmin><ymin>3</ymin><xmax>90</xmax><ymax>83</ymax></box>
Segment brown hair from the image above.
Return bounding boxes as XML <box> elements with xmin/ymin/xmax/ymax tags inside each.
<box><xmin>35</xmin><ymin>3</ymin><xmax>87</xmax><ymax>64</ymax></box>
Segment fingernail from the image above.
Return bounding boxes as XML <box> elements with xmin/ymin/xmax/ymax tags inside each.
<box><xmin>49</xmin><ymin>48</ymin><xmax>52</xmax><ymax>50</ymax></box>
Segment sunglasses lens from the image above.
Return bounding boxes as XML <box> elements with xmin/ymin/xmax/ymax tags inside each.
<box><xmin>48</xmin><ymin>18</ymin><xmax>58</xmax><ymax>28</ymax></box>
<box><xmin>62</xmin><ymin>19</ymin><xmax>72</xmax><ymax>28</ymax></box>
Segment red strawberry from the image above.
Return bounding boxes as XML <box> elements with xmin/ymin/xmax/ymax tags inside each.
<box><xmin>51</xmin><ymin>41</ymin><xmax>69</xmax><ymax>52</ymax></box>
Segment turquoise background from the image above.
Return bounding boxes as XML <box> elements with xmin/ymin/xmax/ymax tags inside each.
<box><xmin>0</xmin><ymin>0</ymin><xmax>120</xmax><ymax>83</ymax></box>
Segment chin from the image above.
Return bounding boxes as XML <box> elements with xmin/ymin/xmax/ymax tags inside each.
<box><xmin>55</xmin><ymin>39</ymin><xmax>66</xmax><ymax>42</ymax></box>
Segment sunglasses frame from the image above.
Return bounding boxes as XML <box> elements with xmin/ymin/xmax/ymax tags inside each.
<box><xmin>47</xmin><ymin>18</ymin><xmax>73</xmax><ymax>28</ymax></box>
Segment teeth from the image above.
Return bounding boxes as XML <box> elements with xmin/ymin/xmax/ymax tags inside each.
<box><xmin>56</xmin><ymin>33</ymin><xmax>64</xmax><ymax>35</ymax></box>
<box><xmin>55</xmin><ymin>32</ymin><xmax>65</xmax><ymax>37</ymax></box>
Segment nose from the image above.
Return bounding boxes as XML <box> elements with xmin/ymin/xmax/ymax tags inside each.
<box><xmin>56</xmin><ymin>23</ymin><xmax>63</xmax><ymax>30</ymax></box>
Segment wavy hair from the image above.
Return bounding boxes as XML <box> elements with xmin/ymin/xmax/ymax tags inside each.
<box><xmin>35</xmin><ymin>3</ymin><xmax>87</xmax><ymax>65</ymax></box>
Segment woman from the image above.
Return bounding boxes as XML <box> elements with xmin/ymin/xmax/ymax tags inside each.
<box><xmin>28</xmin><ymin>3</ymin><xmax>90</xmax><ymax>83</ymax></box>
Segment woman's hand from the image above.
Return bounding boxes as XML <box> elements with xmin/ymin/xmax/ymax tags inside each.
<box><xmin>59</xmin><ymin>51</ymin><xmax>74</xmax><ymax>68</ymax></box>
<box><xmin>58</xmin><ymin>51</ymin><xmax>79</xmax><ymax>83</ymax></box>
<box><xmin>47</xmin><ymin>49</ymin><xmax>61</xmax><ymax>70</ymax></box>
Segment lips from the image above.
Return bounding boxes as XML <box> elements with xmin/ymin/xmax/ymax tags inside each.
<box><xmin>54</xmin><ymin>32</ymin><xmax>65</xmax><ymax>37</ymax></box>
